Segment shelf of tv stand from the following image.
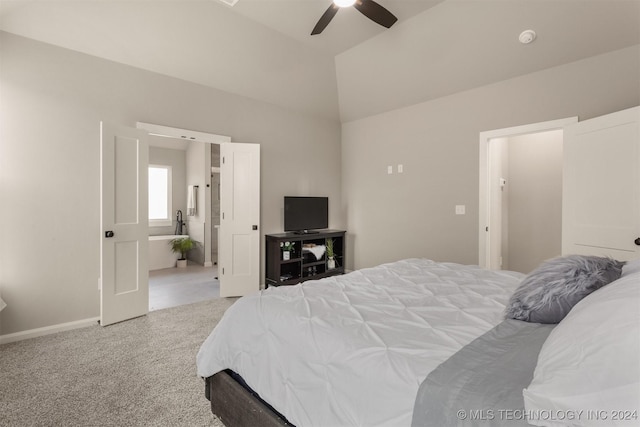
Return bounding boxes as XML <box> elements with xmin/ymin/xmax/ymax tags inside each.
<box><xmin>303</xmin><ymin>260</ymin><xmax>326</xmax><ymax>268</ymax></box>
<box><xmin>265</xmin><ymin>229</ymin><xmax>346</xmax><ymax>287</ymax></box>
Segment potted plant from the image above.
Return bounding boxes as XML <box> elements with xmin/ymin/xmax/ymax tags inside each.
<box><xmin>280</xmin><ymin>241</ymin><xmax>295</xmax><ymax>261</ymax></box>
<box><xmin>326</xmin><ymin>238</ymin><xmax>336</xmax><ymax>270</ymax></box>
<box><xmin>169</xmin><ymin>237</ymin><xmax>196</xmax><ymax>268</ymax></box>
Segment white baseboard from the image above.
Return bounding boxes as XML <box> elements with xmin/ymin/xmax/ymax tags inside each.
<box><xmin>204</xmin><ymin>261</ymin><xmax>213</xmax><ymax>267</ymax></box>
<box><xmin>0</xmin><ymin>316</ymin><xmax>100</xmax><ymax>345</ymax></box>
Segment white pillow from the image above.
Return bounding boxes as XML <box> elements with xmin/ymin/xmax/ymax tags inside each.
<box><xmin>523</xmin><ymin>265</ymin><xmax>640</xmax><ymax>427</ymax></box>
<box><xmin>622</xmin><ymin>258</ymin><xmax>640</xmax><ymax>277</ymax></box>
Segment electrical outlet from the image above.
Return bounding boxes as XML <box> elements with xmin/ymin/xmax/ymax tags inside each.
<box><xmin>387</xmin><ymin>165</ymin><xmax>393</xmax><ymax>174</ymax></box>
<box><xmin>398</xmin><ymin>164</ymin><xmax>404</xmax><ymax>173</ymax></box>
<box><xmin>455</xmin><ymin>205</ymin><xmax>466</xmax><ymax>215</ymax></box>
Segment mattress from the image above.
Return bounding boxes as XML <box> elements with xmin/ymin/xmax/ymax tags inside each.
<box><xmin>196</xmin><ymin>258</ymin><xmax>524</xmax><ymax>426</ymax></box>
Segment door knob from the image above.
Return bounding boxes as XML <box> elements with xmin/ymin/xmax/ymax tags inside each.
<box><xmin>252</xmin><ymin>225</ymin><xmax>258</xmax><ymax>230</ymax></box>
<box><xmin>105</xmin><ymin>231</ymin><xmax>115</xmax><ymax>238</ymax></box>
<box><xmin>635</xmin><ymin>237</ymin><xmax>640</xmax><ymax>246</ymax></box>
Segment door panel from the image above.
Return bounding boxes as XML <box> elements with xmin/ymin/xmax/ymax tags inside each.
<box><xmin>562</xmin><ymin>107</ymin><xmax>640</xmax><ymax>260</ymax></box>
<box><xmin>100</xmin><ymin>122</ymin><xmax>149</xmax><ymax>326</ymax></box>
<box><xmin>219</xmin><ymin>142</ymin><xmax>260</xmax><ymax>297</ymax></box>
<box><xmin>114</xmin><ymin>241</ymin><xmax>139</xmax><ymax>294</ymax></box>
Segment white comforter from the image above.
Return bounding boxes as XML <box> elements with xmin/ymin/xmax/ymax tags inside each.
<box><xmin>197</xmin><ymin>258</ymin><xmax>524</xmax><ymax>426</ymax></box>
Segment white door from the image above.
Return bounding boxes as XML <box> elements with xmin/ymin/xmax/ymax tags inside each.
<box><xmin>100</xmin><ymin>122</ymin><xmax>149</xmax><ymax>326</ymax></box>
<box><xmin>562</xmin><ymin>106</ymin><xmax>640</xmax><ymax>260</ymax></box>
<box><xmin>219</xmin><ymin>142</ymin><xmax>260</xmax><ymax>297</ymax></box>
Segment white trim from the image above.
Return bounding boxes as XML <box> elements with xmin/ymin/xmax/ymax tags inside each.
<box><xmin>136</xmin><ymin>122</ymin><xmax>230</xmax><ymax>144</ymax></box>
<box><xmin>0</xmin><ymin>317</ymin><xmax>100</xmax><ymax>345</ymax></box>
<box><xmin>478</xmin><ymin>117</ymin><xmax>578</xmax><ymax>268</ymax></box>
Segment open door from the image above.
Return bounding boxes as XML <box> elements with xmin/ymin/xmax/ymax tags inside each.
<box><xmin>100</xmin><ymin>122</ymin><xmax>149</xmax><ymax>326</ymax></box>
<box><xmin>219</xmin><ymin>142</ymin><xmax>260</xmax><ymax>297</ymax></box>
<box><xmin>562</xmin><ymin>107</ymin><xmax>640</xmax><ymax>260</ymax></box>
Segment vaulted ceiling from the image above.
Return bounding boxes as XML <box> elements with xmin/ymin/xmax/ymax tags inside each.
<box><xmin>1</xmin><ymin>0</ymin><xmax>639</xmax><ymax>122</ymax></box>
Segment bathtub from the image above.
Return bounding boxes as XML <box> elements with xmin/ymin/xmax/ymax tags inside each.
<box><xmin>149</xmin><ymin>235</ymin><xmax>186</xmax><ymax>271</ymax></box>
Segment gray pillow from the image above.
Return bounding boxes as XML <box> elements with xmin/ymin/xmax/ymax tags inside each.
<box><xmin>505</xmin><ymin>255</ymin><xmax>625</xmax><ymax>324</ymax></box>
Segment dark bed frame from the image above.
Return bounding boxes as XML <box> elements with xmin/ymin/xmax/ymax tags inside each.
<box><xmin>205</xmin><ymin>370</ymin><xmax>294</xmax><ymax>427</ymax></box>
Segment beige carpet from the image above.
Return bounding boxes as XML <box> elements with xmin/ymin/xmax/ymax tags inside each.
<box><xmin>0</xmin><ymin>298</ymin><xmax>235</xmax><ymax>426</ymax></box>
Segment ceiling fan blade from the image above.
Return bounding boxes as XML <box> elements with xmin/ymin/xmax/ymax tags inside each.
<box><xmin>354</xmin><ymin>0</ymin><xmax>397</xmax><ymax>28</ymax></box>
<box><xmin>311</xmin><ymin>4</ymin><xmax>339</xmax><ymax>35</ymax></box>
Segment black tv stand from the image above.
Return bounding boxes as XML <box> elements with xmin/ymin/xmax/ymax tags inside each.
<box><xmin>265</xmin><ymin>230</ymin><xmax>346</xmax><ymax>287</ymax></box>
<box><xmin>292</xmin><ymin>230</ymin><xmax>320</xmax><ymax>235</ymax></box>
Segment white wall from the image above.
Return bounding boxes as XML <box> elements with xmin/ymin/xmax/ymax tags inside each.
<box><xmin>0</xmin><ymin>32</ymin><xmax>342</xmax><ymax>336</ymax></box>
<box><xmin>506</xmin><ymin>131</ymin><xmax>563</xmax><ymax>273</ymax></box>
<box><xmin>489</xmin><ymin>137</ymin><xmax>508</xmax><ymax>270</ymax></box>
<box><xmin>342</xmin><ymin>46</ymin><xmax>640</xmax><ymax>270</ymax></box>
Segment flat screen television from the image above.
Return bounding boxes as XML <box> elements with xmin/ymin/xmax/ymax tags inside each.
<box><xmin>284</xmin><ymin>196</ymin><xmax>328</xmax><ymax>234</ymax></box>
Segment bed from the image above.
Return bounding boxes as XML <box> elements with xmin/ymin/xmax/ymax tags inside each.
<box><xmin>197</xmin><ymin>257</ymin><xmax>640</xmax><ymax>427</ymax></box>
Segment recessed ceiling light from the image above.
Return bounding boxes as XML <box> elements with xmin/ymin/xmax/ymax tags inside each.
<box><xmin>519</xmin><ymin>30</ymin><xmax>537</xmax><ymax>44</ymax></box>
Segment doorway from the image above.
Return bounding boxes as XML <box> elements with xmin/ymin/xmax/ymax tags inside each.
<box><xmin>138</xmin><ymin>122</ymin><xmax>230</xmax><ymax>311</ymax></box>
<box><xmin>478</xmin><ymin>117</ymin><xmax>578</xmax><ymax>271</ymax></box>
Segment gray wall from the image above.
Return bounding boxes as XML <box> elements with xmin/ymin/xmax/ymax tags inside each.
<box><xmin>0</xmin><ymin>32</ymin><xmax>342</xmax><ymax>335</ymax></box>
<box><xmin>185</xmin><ymin>141</ymin><xmax>210</xmax><ymax>265</ymax></box>
<box><xmin>342</xmin><ymin>46</ymin><xmax>640</xmax><ymax>270</ymax></box>
<box><xmin>334</xmin><ymin>1</ymin><xmax>639</xmax><ymax>122</ymax></box>
<box><xmin>211</xmin><ymin>144</ymin><xmax>221</xmax><ymax>264</ymax></box>
<box><xmin>505</xmin><ymin>131</ymin><xmax>563</xmax><ymax>273</ymax></box>
<box><xmin>0</xmin><ymin>1</ymin><xmax>340</xmax><ymax>121</ymax></box>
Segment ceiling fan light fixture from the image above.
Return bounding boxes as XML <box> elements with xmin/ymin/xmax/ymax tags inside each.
<box><xmin>312</xmin><ymin>0</ymin><xmax>397</xmax><ymax>35</ymax></box>
<box><xmin>333</xmin><ymin>0</ymin><xmax>356</xmax><ymax>7</ymax></box>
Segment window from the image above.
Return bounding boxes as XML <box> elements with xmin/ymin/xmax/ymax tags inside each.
<box><xmin>149</xmin><ymin>165</ymin><xmax>172</xmax><ymax>227</ymax></box>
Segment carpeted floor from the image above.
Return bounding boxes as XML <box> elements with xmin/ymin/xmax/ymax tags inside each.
<box><xmin>0</xmin><ymin>298</ymin><xmax>235</xmax><ymax>426</ymax></box>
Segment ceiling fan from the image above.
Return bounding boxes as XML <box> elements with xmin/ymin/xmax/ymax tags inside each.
<box><xmin>311</xmin><ymin>0</ymin><xmax>398</xmax><ymax>35</ymax></box>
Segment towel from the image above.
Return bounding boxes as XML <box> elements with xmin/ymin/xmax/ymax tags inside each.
<box><xmin>303</xmin><ymin>245</ymin><xmax>326</xmax><ymax>261</ymax></box>
<box><xmin>187</xmin><ymin>185</ymin><xmax>197</xmax><ymax>216</ymax></box>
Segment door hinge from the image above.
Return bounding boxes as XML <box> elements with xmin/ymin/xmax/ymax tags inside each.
<box><xmin>222</xmin><ymin>157</ymin><xmax>225</xmax><ymax>164</ymax></box>
<box><xmin>222</xmin><ymin>267</ymin><xmax>225</xmax><ymax>275</ymax></box>
<box><xmin>486</xmin><ymin>226</ymin><xmax>489</xmax><ymax>232</ymax></box>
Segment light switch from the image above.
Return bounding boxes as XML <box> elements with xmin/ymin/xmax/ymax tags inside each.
<box><xmin>398</xmin><ymin>164</ymin><xmax>404</xmax><ymax>173</ymax></box>
<box><xmin>455</xmin><ymin>205</ymin><xmax>466</xmax><ymax>215</ymax></box>
<box><xmin>387</xmin><ymin>165</ymin><xmax>393</xmax><ymax>174</ymax></box>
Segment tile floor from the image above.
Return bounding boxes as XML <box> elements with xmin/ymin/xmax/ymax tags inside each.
<box><xmin>149</xmin><ymin>263</ymin><xmax>219</xmax><ymax>311</ymax></box>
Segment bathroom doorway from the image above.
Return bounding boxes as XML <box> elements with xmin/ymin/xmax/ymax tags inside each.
<box><xmin>140</xmin><ymin>122</ymin><xmax>229</xmax><ymax>311</ymax></box>
<box><xmin>478</xmin><ymin>117</ymin><xmax>578</xmax><ymax>273</ymax></box>
<box><xmin>486</xmin><ymin>130</ymin><xmax>563</xmax><ymax>273</ymax></box>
